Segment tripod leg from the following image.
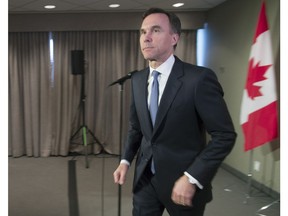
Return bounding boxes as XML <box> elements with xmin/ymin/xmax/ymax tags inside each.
<box><xmin>87</xmin><ymin>128</ymin><xmax>102</xmax><ymax>145</ymax></box>
<box><xmin>82</xmin><ymin>126</ymin><xmax>89</xmax><ymax>168</ymax></box>
<box><xmin>70</xmin><ymin>126</ymin><xmax>83</xmax><ymax>141</ymax></box>
<box><xmin>86</xmin><ymin>128</ymin><xmax>111</xmax><ymax>154</ymax></box>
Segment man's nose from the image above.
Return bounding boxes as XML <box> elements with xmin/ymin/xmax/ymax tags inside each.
<box><xmin>143</xmin><ymin>32</ymin><xmax>152</xmax><ymax>42</ymax></box>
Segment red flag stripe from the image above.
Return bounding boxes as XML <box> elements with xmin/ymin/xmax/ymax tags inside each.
<box><xmin>242</xmin><ymin>101</ymin><xmax>278</xmax><ymax>151</ymax></box>
<box><xmin>253</xmin><ymin>1</ymin><xmax>269</xmax><ymax>43</ymax></box>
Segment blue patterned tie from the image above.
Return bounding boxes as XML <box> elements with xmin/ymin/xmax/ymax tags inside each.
<box><xmin>150</xmin><ymin>70</ymin><xmax>160</xmax><ymax>174</ymax></box>
<box><xmin>150</xmin><ymin>71</ymin><xmax>160</xmax><ymax>125</ymax></box>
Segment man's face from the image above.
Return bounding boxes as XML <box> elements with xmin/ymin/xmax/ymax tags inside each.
<box><xmin>140</xmin><ymin>13</ymin><xmax>179</xmax><ymax>64</ymax></box>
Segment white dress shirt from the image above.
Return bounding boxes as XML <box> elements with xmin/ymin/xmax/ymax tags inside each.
<box><xmin>147</xmin><ymin>54</ymin><xmax>175</xmax><ymax>107</ymax></box>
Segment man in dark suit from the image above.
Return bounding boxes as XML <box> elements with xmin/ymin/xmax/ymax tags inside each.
<box><xmin>113</xmin><ymin>8</ymin><xmax>237</xmax><ymax>216</ymax></box>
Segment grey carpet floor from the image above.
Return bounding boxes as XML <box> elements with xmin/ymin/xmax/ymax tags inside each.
<box><xmin>8</xmin><ymin>155</ymin><xmax>279</xmax><ymax>216</ymax></box>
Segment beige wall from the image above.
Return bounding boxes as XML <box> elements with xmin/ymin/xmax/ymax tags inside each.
<box><xmin>205</xmin><ymin>0</ymin><xmax>280</xmax><ymax>194</ymax></box>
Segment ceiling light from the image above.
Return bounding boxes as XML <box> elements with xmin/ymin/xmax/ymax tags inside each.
<box><xmin>173</xmin><ymin>3</ymin><xmax>184</xmax><ymax>8</ymax></box>
<box><xmin>109</xmin><ymin>4</ymin><xmax>120</xmax><ymax>8</ymax></box>
<box><xmin>44</xmin><ymin>5</ymin><xmax>56</xmax><ymax>9</ymax></box>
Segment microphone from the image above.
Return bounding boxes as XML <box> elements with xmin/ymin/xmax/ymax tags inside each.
<box><xmin>109</xmin><ymin>70</ymin><xmax>138</xmax><ymax>86</ymax></box>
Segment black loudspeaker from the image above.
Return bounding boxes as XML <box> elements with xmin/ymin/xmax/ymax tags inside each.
<box><xmin>71</xmin><ymin>50</ymin><xmax>84</xmax><ymax>75</ymax></box>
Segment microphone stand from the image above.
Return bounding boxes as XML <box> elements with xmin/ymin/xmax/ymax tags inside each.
<box><xmin>109</xmin><ymin>70</ymin><xmax>137</xmax><ymax>216</ymax></box>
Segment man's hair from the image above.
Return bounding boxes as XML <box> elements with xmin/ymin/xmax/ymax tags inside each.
<box><xmin>142</xmin><ymin>8</ymin><xmax>182</xmax><ymax>36</ymax></box>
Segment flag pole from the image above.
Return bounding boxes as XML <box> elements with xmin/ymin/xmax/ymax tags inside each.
<box><xmin>244</xmin><ymin>149</ymin><xmax>254</xmax><ymax>204</ymax></box>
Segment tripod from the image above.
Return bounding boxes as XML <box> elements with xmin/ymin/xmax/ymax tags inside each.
<box><xmin>70</xmin><ymin>70</ymin><xmax>106</xmax><ymax>168</ymax></box>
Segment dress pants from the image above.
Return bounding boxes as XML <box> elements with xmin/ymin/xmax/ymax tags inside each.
<box><xmin>132</xmin><ymin>165</ymin><xmax>206</xmax><ymax>216</ymax></box>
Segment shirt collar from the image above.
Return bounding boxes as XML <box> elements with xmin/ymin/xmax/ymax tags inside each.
<box><xmin>149</xmin><ymin>55</ymin><xmax>175</xmax><ymax>77</ymax></box>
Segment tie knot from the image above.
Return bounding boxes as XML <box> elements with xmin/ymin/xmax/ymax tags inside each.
<box><xmin>152</xmin><ymin>70</ymin><xmax>160</xmax><ymax>79</ymax></box>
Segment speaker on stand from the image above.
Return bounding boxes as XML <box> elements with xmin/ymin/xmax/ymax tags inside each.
<box><xmin>69</xmin><ymin>50</ymin><xmax>106</xmax><ymax>168</ymax></box>
<box><xmin>71</xmin><ymin>50</ymin><xmax>85</xmax><ymax>75</ymax></box>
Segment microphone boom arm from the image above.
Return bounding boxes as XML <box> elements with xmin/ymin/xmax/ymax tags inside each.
<box><xmin>109</xmin><ymin>70</ymin><xmax>138</xmax><ymax>86</ymax></box>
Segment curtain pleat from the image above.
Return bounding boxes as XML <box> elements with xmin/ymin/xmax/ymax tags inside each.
<box><xmin>8</xmin><ymin>30</ymin><xmax>196</xmax><ymax>157</ymax></box>
<box><xmin>9</xmin><ymin>32</ymin><xmax>51</xmax><ymax>157</ymax></box>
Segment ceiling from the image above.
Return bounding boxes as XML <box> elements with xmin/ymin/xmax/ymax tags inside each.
<box><xmin>9</xmin><ymin>0</ymin><xmax>227</xmax><ymax>13</ymax></box>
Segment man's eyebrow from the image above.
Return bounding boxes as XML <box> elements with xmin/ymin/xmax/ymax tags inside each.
<box><xmin>151</xmin><ymin>25</ymin><xmax>162</xmax><ymax>30</ymax></box>
<box><xmin>140</xmin><ymin>25</ymin><xmax>162</xmax><ymax>32</ymax></box>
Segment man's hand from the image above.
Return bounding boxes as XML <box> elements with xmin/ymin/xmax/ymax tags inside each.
<box><xmin>171</xmin><ymin>175</ymin><xmax>197</xmax><ymax>207</ymax></box>
<box><xmin>113</xmin><ymin>163</ymin><xmax>129</xmax><ymax>185</ymax></box>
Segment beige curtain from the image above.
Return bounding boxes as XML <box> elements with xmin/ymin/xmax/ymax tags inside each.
<box><xmin>8</xmin><ymin>30</ymin><xmax>196</xmax><ymax>157</ymax></box>
<box><xmin>9</xmin><ymin>32</ymin><xmax>52</xmax><ymax>157</ymax></box>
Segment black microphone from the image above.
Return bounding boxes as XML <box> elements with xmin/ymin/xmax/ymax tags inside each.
<box><xmin>109</xmin><ymin>70</ymin><xmax>138</xmax><ymax>86</ymax></box>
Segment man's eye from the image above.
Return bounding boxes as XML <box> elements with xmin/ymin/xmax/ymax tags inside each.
<box><xmin>140</xmin><ymin>30</ymin><xmax>146</xmax><ymax>35</ymax></box>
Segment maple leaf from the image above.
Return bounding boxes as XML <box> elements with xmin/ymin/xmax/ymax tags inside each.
<box><xmin>245</xmin><ymin>59</ymin><xmax>270</xmax><ymax>99</ymax></box>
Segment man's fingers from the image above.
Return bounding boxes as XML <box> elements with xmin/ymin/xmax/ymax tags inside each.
<box><xmin>113</xmin><ymin>164</ymin><xmax>129</xmax><ymax>185</ymax></box>
<box><xmin>113</xmin><ymin>170</ymin><xmax>124</xmax><ymax>184</ymax></box>
<box><xmin>171</xmin><ymin>175</ymin><xmax>195</xmax><ymax>206</ymax></box>
<box><xmin>119</xmin><ymin>174</ymin><xmax>125</xmax><ymax>185</ymax></box>
<box><xmin>172</xmin><ymin>193</ymin><xmax>193</xmax><ymax>206</ymax></box>
<box><xmin>113</xmin><ymin>170</ymin><xmax>120</xmax><ymax>184</ymax></box>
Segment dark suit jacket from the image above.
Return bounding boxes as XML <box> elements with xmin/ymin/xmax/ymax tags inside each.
<box><xmin>122</xmin><ymin>56</ymin><xmax>237</xmax><ymax>205</ymax></box>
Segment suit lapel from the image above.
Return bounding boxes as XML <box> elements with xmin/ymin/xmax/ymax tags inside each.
<box><xmin>153</xmin><ymin>58</ymin><xmax>184</xmax><ymax>133</ymax></box>
<box><xmin>134</xmin><ymin>68</ymin><xmax>154</xmax><ymax>134</ymax></box>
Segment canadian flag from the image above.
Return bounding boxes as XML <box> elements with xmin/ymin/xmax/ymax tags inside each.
<box><xmin>240</xmin><ymin>1</ymin><xmax>278</xmax><ymax>151</ymax></box>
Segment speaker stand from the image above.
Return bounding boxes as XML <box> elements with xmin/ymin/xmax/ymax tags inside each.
<box><xmin>70</xmin><ymin>72</ymin><xmax>108</xmax><ymax>168</ymax></box>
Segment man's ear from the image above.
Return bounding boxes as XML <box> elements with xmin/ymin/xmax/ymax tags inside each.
<box><xmin>171</xmin><ymin>33</ymin><xmax>180</xmax><ymax>47</ymax></box>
